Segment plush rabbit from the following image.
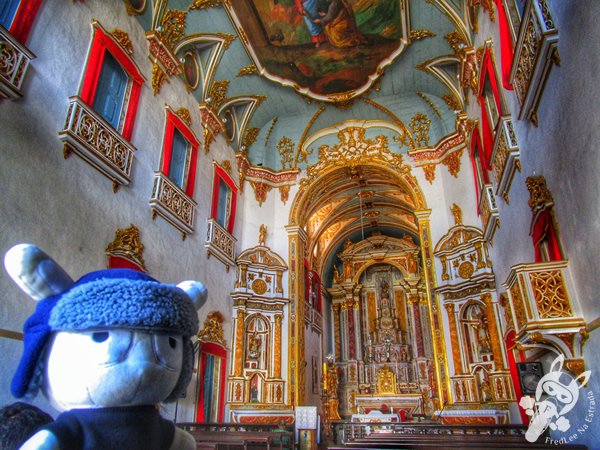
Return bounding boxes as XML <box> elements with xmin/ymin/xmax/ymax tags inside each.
<box><xmin>4</xmin><ymin>243</ymin><xmax>206</xmax><ymax>450</ymax></box>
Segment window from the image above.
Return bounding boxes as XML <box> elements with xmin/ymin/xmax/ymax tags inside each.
<box><xmin>160</xmin><ymin>108</ymin><xmax>199</xmax><ymax>196</ymax></box>
<box><xmin>92</xmin><ymin>52</ymin><xmax>128</xmax><ymax>130</ymax></box>
<box><xmin>469</xmin><ymin>128</ymin><xmax>490</xmax><ymax>209</ymax></box>
<box><xmin>478</xmin><ymin>46</ymin><xmax>505</xmax><ymax>166</ymax></box>
<box><xmin>1</xmin><ymin>0</ymin><xmax>43</xmax><ymax>44</ymax></box>
<box><xmin>80</xmin><ymin>23</ymin><xmax>144</xmax><ymax>141</ymax></box>
<box><xmin>210</xmin><ymin>163</ymin><xmax>237</xmax><ymax>233</ymax></box>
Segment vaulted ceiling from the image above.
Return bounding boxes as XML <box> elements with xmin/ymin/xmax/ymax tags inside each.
<box><xmin>130</xmin><ymin>0</ymin><xmax>482</xmax><ymax>282</ymax></box>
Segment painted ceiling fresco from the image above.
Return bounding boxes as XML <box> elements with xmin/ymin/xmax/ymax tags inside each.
<box><xmin>227</xmin><ymin>0</ymin><xmax>410</xmax><ymax>101</ymax></box>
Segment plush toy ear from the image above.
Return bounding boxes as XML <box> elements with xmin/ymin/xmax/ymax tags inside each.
<box><xmin>4</xmin><ymin>243</ymin><xmax>74</xmax><ymax>301</ymax></box>
<box><xmin>177</xmin><ymin>280</ymin><xmax>207</xmax><ymax>310</ymax></box>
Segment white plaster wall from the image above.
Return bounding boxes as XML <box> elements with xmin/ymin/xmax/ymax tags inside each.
<box><xmin>0</xmin><ymin>0</ymin><xmax>237</xmax><ymax>422</ymax></box>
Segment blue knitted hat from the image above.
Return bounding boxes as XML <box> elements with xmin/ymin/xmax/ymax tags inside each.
<box><xmin>12</xmin><ymin>268</ymin><xmax>199</xmax><ymax>402</ymax></box>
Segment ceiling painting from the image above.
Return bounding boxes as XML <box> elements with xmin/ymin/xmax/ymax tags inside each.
<box><xmin>225</xmin><ymin>0</ymin><xmax>411</xmax><ymax>101</ymax></box>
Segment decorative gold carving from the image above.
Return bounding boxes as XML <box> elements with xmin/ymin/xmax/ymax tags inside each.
<box><xmin>458</xmin><ymin>261</ymin><xmax>474</xmax><ymax>279</ymax></box>
<box><xmin>410</xmin><ymin>113</ymin><xmax>430</xmax><ymax>147</ymax></box>
<box><xmin>221</xmin><ymin>159</ymin><xmax>232</xmax><ymax>174</ymax></box>
<box><xmin>274</xmin><ymin>315</ymin><xmax>282</xmax><ymax>378</ymax></box>
<box><xmin>234</xmin><ymin>309</ymin><xmax>246</xmax><ymax>376</ymax></box>
<box><xmin>252</xmin><ymin>278</ymin><xmax>268</xmax><ymax>295</ymax></box>
<box><xmin>264</xmin><ymin>117</ymin><xmax>278</xmax><ymax>146</ymax></box>
<box><xmin>258</xmin><ymin>224</ymin><xmax>267</xmax><ymax>246</ymax></box>
<box><xmin>443</xmin><ymin>94</ymin><xmax>462</xmax><ymax>111</ymax></box>
<box><xmin>302</xmin><ymin>127</ymin><xmax>413</xmax><ymax>187</ymax></box>
<box><xmin>564</xmin><ymin>359</ymin><xmax>586</xmax><ymax>378</ymax></box>
<box><xmin>176</xmin><ymin>108</ymin><xmax>192</xmax><ymax>127</ymax></box>
<box><xmin>279</xmin><ymin>185</ymin><xmax>290</xmax><ymax>204</ymax></box>
<box><xmin>215</xmin><ymin>32</ymin><xmax>236</xmax><ymax>49</ymax></box>
<box><xmin>445</xmin><ymin>31</ymin><xmax>468</xmax><ymax>54</ymax></box>
<box><xmin>237</xmin><ymin>64</ymin><xmax>258</xmax><ymax>77</ymax></box>
<box><xmin>189</xmin><ymin>0</ymin><xmax>223</xmax><ymax>10</ymax></box>
<box><xmin>198</xmin><ymin>311</ymin><xmax>226</xmax><ymax>346</ymax></box>
<box><xmin>151</xmin><ymin>63</ymin><xmax>166</xmax><ymax>95</ymax></box>
<box><xmin>451</xmin><ymin>203</ymin><xmax>462</xmax><ymax>226</ymax></box>
<box><xmin>416</xmin><ymin>92</ymin><xmax>441</xmax><ymax>118</ymax></box>
<box><xmin>526</xmin><ymin>175</ymin><xmax>554</xmax><ymax>211</ymax></box>
<box><xmin>363</xmin><ymin>99</ymin><xmax>414</xmax><ymax>148</ymax></box>
<box><xmin>241</xmin><ymin>127</ymin><xmax>259</xmax><ymax>150</ymax></box>
<box><xmin>376</xmin><ymin>365</ymin><xmax>397</xmax><ymax>394</ymax></box>
<box><xmin>251</xmin><ymin>182</ymin><xmax>272</xmax><ymax>206</ymax></box>
<box><xmin>410</xmin><ymin>29</ymin><xmax>436</xmax><ymax>40</ymax></box>
<box><xmin>529</xmin><ymin>270</ymin><xmax>572</xmax><ymax>318</ymax></box>
<box><xmin>111</xmin><ymin>29</ymin><xmax>133</xmax><ymax>55</ymax></box>
<box><xmin>510</xmin><ymin>283</ymin><xmax>527</xmax><ymax>330</ymax></box>
<box><xmin>442</xmin><ymin>148</ymin><xmax>464</xmax><ymax>177</ymax></box>
<box><xmin>209</xmin><ymin>80</ymin><xmax>229</xmax><ymax>109</ymax></box>
<box><xmin>295</xmin><ymin>106</ymin><xmax>324</xmax><ymax>166</ymax></box>
<box><xmin>482</xmin><ymin>293</ymin><xmax>505</xmax><ymax>370</ymax></box>
<box><xmin>158</xmin><ymin>9</ymin><xmax>187</xmax><ymax>49</ymax></box>
<box><xmin>106</xmin><ymin>224</ymin><xmax>145</xmax><ymax>270</ymax></box>
<box><xmin>422</xmin><ymin>164</ymin><xmax>436</xmax><ymax>184</ymax></box>
<box><xmin>278</xmin><ymin>136</ymin><xmax>295</xmax><ymax>169</ymax></box>
<box><xmin>513</xmin><ymin>16</ymin><xmax>538</xmax><ymax>107</ymax></box>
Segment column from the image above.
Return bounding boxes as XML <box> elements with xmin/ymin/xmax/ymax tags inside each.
<box><xmin>444</xmin><ymin>303</ymin><xmax>463</xmax><ymax>375</ymax></box>
<box><xmin>234</xmin><ymin>309</ymin><xmax>246</xmax><ymax>377</ymax></box>
<box><xmin>333</xmin><ymin>303</ymin><xmax>341</xmax><ymax>360</ymax></box>
<box><xmin>482</xmin><ymin>293</ymin><xmax>505</xmax><ymax>370</ymax></box>
<box><xmin>286</xmin><ymin>224</ymin><xmax>308</xmax><ymax>406</ymax></box>
<box><xmin>347</xmin><ymin>301</ymin><xmax>356</xmax><ymax>360</ymax></box>
<box><xmin>408</xmin><ymin>294</ymin><xmax>425</xmax><ymax>357</ymax></box>
<box><xmin>274</xmin><ymin>314</ymin><xmax>282</xmax><ymax>378</ymax></box>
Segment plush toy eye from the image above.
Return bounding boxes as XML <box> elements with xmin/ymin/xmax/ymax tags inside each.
<box><xmin>92</xmin><ymin>331</ymin><xmax>109</xmax><ymax>343</ymax></box>
<box><xmin>152</xmin><ymin>334</ymin><xmax>183</xmax><ymax>370</ymax></box>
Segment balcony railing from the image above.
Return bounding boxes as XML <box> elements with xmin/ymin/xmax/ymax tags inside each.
<box><xmin>150</xmin><ymin>172</ymin><xmax>197</xmax><ymax>239</ymax></box>
<box><xmin>479</xmin><ymin>184</ymin><xmax>500</xmax><ymax>244</ymax></box>
<box><xmin>0</xmin><ymin>25</ymin><xmax>35</xmax><ymax>100</ymax></box>
<box><xmin>491</xmin><ymin>116</ymin><xmax>520</xmax><ymax>203</ymax></box>
<box><xmin>205</xmin><ymin>218</ymin><xmax>236</xmax><ymax>271</ymax></box>
<box><xmin>510</xmin><ymin>0</ymin><xmax>559</xmax><ymax>125</ymax></box>
<box><xmin>58</xmin><ymin>97</ymin><xmax>136</xmax><ymax>192</ymax></box>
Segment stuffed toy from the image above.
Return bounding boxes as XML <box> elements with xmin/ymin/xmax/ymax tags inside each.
<box><xmin>4</xmin><ymin>243</ymin><xmax>207</xmax><ymax>450</ymax></box>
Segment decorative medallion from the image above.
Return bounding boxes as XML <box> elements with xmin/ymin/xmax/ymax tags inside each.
<box><xmin>252</xmin><ymin>278</ymin><xmax>268</xmax><ymax>295</ymax></box>
<box><xmin>458</xmin><ymin>261</ymin><xmax>475</xmax><ymax>279</ymax></box>
<box><xmin>224</xmin><ymin>1</ymin><xmax>410</xmax><ymax>102</ymax></box>
<box><xmin>182</xmin><ymin>51</ymin><xmax>199</xmax><ymax>90</ymax></box>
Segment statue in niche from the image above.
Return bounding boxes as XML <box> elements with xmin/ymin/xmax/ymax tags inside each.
<box><xmin>248</xmin><ymin>332</ymin><xmax>262</xmax><ymax>360</ymax></box>
<box><xmin>475</xmin><ymin>311</ymin><xmax>492</xmax><ymax>353</ymax></box>
<box><xmin>407</xmin><ymin>254</ymin><xmax>417</xmax><ymax>274</ymax></box>
<box><xmin>333</xmin><ymin>265</ymin><xmax>343</xmax><ymax>284</ymax></box>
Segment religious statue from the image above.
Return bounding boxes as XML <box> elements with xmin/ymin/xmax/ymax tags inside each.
<box><xmin>333</xmin><ymin>265</ymin><xmax>343</xmax><ymax>284</ymax></box>
<box><xmin>451</xmin><ymin>203</ymin><xmax>463</xmax><ymax>225</ymax></box>
<box><xmin>475</xmin><ymin>312</ymin><xmax>492</xmax><ymax>353</ymax></box>
<box><xmin>258</xmin><ymin>224</ymin><xmax>267</xmax><ymax>246</ymax></box>
<box><xmin>248</xmin><ymin>332</ymin><xmax>262</xmax><ymax>359</ymax></box>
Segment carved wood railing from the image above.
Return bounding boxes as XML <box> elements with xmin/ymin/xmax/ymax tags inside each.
<box><xmin>178</xmin><ymin>422</ymin><xmax>294</xmax><ymax>449</ymax></box>
<box><xmin>205</xmin><ymin>218</ymin><xmax>236</xmax><ymax>271</ymax></box>
<box><xmin>491</xmin><ymin>116</ymin><xmax>521</xmax><ymax>203</ymax></box>
<box><xmin>510</xmin><ymin>0</ymin><xmax>559</xmax><ymax>125</ymax></box>
<box><xmin>479</xmin><ymin>184</ymin><xmax>500</xmax><ymax>244</ymax></box>
<box><xmin>0</xmin><ymin>25</ymin><xmax>35</xmax><ymax>100</ymax></box>
<box><xmin>149</xmin><ymin>172</ymin><xmax>196</xmax><ymax>239</ymax></box>
<box><xmin>58</xmin><ymin>97</ymin><xmax>136</xmax><ymax>192</ymax></box>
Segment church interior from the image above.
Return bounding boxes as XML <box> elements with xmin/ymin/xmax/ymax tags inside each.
<box><xmin>1</xmin><ymin>0</ymin><xmax>599</xmax><ymax>448</ymax></box>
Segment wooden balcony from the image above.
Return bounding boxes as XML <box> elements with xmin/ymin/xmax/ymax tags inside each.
<box><xmin>0</xmin><ymin>25</ymin><xmax>35</xmax><ymax>100</ymax></box>
<box><xmin>479</xmin><ymin>184</ymin><xmax>500</xmax><ymax>244</ymax></box>
<box><xmin>205</xmin><ymin>218</ymin><xmax>236</xmax><ymax>271</ymax></box>
<box><xmin>491</xmin><ymin>116</ymin><xmax>520</xmax><ymax>203</ymax></box>
<box><xmin>504</xmin><ymin>260</ymin><xmax>587</xmax><ymax>372</ymax></box>
<box><xmin>58</xmin><ymin>97</ymin><xmax>136</xmax><ymax>192</ymax></box>
<box><xmin>149</xmin><ymin>172</ymin><xmax>197</xmax><ymax>239</ymax></box>
<box><xmin>510</xmin><ymin>0</ymin><xmax>559</xmax><ymax>125</ymax></box>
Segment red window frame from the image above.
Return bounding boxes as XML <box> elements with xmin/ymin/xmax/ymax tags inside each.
<box><xmin>495</xmin><ymin>0</ymin><xmax>515</xmax><ymax>90</ymax></box>
<box><xmin>196</xmin><ymin>342</ymin><xmax>227</xmax><ymax>423</ymax></box>
<box><xmin>80</xmin><ymin>24</ymin><xmax>144</xmax><ymax>141</ymax></box>
<box><xmin>469</xmin><ymin>127</ymin><xmax>490</xmax><ymax>212</ymax></box>
<box><xmin>161</xmin><ymin>109</ymin><xmax>200</xmax><ymax>197</ymax></box>
<box><xmin>478</xmin><ymin>48</ymin><xmax>504</xmax><ymax>167</ymax></box>
<box><xmin>210</xmin><ymin>163</ymin><xmax>238</xmax><ymax>233</ymax></box>
<box><xmin>5</xmin><ymin>0</ymin><xmax>43</xmax><ymax>45</ymax></box>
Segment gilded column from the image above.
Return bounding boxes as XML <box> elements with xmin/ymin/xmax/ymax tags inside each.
<box><xmin>333</xmin><ymin>303</ymin><xmax>341</xmax><ymax>359</ymax></box>
<box><xmin>274</xmin><ymin>314</ymin><xmax>282</xmax><ymax>378</ymax></box>
<box><xmin>286</xmin><ymin>224</ymin><xmax>307</xmax><ymax>406</ymax></box>
<box><xmin>482</xmin><ymin>293</ymin><xmax>505</xmax><ymax>370</ymax></box>
<box><xmin>415</xmin><ymin>209</ymin><xmax>450</xmax><ymax>406</ymax></box>
<box><xmin>239</xmin><ymin>263</ymin><xmax>248</xmax><ymax>288</ymax></box>
<box><xmin>347</xmin><ymin>302</ymin><xmax>356</xmax><ymax>359</ymax></box>
<box><xmin>444</xmin><ymin>303</ymin><xmax>463</xmax><ymax>375</ymax></box>
<box><xmin>234</xmin><ymin>309</ymin><xmax>246</xmax><ymax>377</ymax></box>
